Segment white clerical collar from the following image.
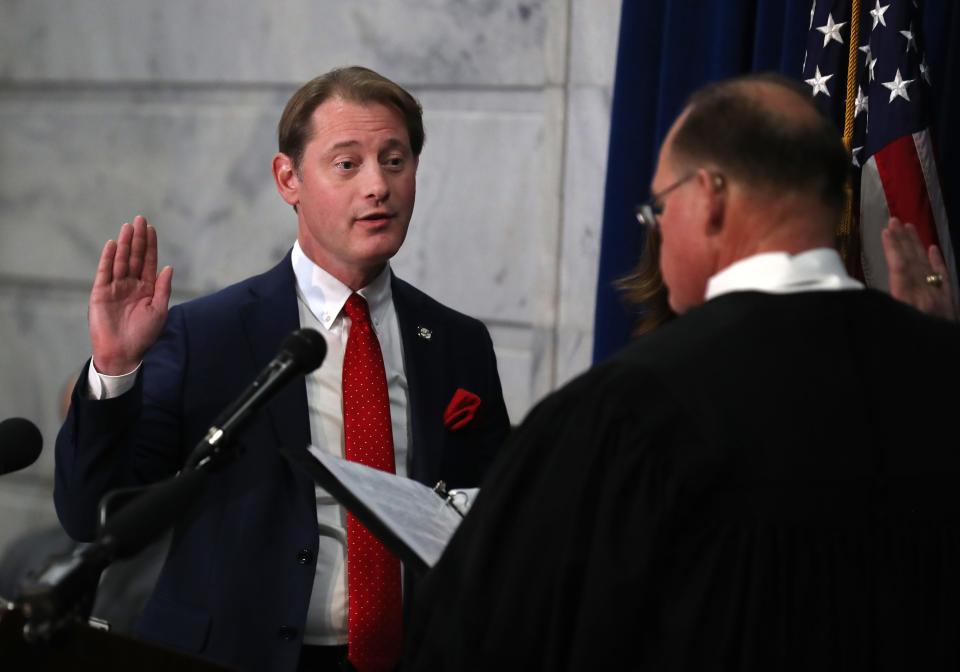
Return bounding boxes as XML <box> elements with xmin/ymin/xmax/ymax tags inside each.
<box><xmin>705</xmin><ymin>248</ymin><xmax>864</xmax><ymax>301</ymax></box>
<box><xmin>290</xmin><ymin>240</ymin><xmax>393</xmax><ymax>330</ymax></box>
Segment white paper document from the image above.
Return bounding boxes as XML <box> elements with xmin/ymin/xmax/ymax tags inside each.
<box><xmin>298</xmin><ymin>445</ymin><xmax>477</xmax><ymax>571</ymax></box>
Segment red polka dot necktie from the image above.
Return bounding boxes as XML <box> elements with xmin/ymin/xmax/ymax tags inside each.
<box><xmin>342</xmin><ymin>293</ymin><xmax>403</xmax><ymax>672</ymax></box>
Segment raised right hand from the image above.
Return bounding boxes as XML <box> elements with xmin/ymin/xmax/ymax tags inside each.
<box><xmin>89</xmin><ymin>215</ymin><xmax>174</xmax><ymax>375</ymax></box>
<box><xmin>882</xmin><ymin>216</ymin><xmax>956</xmax><ymax>321</ymax></box>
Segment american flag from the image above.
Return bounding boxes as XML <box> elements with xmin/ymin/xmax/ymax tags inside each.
<box><xmin>802</xmin><ymin>0</ymin><xmax>957</xmax><ymax>294</ymax></box>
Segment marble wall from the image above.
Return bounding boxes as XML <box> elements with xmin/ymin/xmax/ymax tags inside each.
<box><xmin>0</xmin><ymin>1</ymin><xmax>621</xmax><ymax>559</ymax></box>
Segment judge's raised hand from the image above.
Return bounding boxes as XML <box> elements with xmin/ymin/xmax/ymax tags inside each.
<box><xmin>882</xmin><ymin>216</ymin><xmax>956</xmax><ymax>321</ymax></box>
<box><xmin>89</xmin><ymin>215</ymin><xmax>174</xmax><ymax>375</ymax></box>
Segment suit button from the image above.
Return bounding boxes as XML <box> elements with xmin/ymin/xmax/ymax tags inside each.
<box><xmin>278</xmin><ymin>625</ymin><xmax>298</xmax><ymax>641</ymax></box>
<box><xmin>297</xmin><ymin>549</ymin><xmax>313</xmax><ymax>565</ymax></box>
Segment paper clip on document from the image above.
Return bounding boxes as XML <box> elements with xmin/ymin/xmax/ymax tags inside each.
<box><xmin>433</xmin><ymin>480</ymin><xmax>470</xmax><ymax>518</ymax></box>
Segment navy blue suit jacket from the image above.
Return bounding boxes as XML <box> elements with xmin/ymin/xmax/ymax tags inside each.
<box><xmin>54</xmin><ymin>254</ymin><xmax>510</xmax><ymax>672</ymax></box>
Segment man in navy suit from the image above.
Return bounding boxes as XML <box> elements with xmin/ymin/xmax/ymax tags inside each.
<box><xmin>54</xmin><ymin>66</ymin><xmax>510</xmax><ymax>672</ymax></box>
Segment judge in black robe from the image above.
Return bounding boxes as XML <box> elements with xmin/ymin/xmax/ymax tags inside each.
<box><xmin>404</xmin><ymin>74</ymin><xmax>960</xmax><ymax>671</ymax></box>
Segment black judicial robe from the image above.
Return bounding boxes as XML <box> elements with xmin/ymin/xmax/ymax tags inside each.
<box><xmin>405</xmin><ymin>289</ymin><xmax>960</xmax><ymax>671</ymax></box>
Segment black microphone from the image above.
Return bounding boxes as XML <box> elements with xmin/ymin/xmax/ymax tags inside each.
<box><xmin>0</xmin><ymin>417</ymin><xmax>43</xmax><ymax>476</ymax></box>
<box><xmin>184</xmin><ymin>327</ymin><xmax>327</xmax><ymax>469</ymax></box>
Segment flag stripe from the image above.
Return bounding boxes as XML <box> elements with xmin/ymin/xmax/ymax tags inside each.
<box><xmin>873</xmin><ymin>134</ymin><xmax>937</xmax><ymax>248</ymax></box>
<box><xmin>859</xmin><ymin>156</ymin><xmax>892</xmax><ymax>290</ymax></box>
<box><xmin>912</xmin><ymin>129</ymin><xmax>960</xmax><ymax>294</ymax></box>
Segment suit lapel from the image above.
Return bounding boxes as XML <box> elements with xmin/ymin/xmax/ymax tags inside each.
<box><xmin>392</xmin><ymin>275</ymin><xmax>445</xmax><ymax>485</ymax></box>
<box><xmin>237</xmin><ymin>252</ymin><xmax>312</xmax><ymax>456</ymax></box>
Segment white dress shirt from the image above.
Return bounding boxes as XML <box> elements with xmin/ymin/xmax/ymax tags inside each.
<box><xmin>705</xmin><ymin>248</ymin><xmax>864</xmax><ymax>299</ymax></box>
<box><xmin>87</xmin><ymin>241</ymin><xmax>410</xmax><ymax>645</ymax></box>
<box><xmin>291</xmin><ymin>242</ymin><xmax>409</xmax><ymax>645</ymax></box>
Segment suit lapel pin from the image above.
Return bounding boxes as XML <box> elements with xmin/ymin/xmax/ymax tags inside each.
<box><xmin>417</xmin><ymin>326</ymin><xmax>433</xmax><ymax>341</ymax></box>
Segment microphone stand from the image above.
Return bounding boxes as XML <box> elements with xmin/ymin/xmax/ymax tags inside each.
<box><xmin>15</xmin><ymin>467</ymin><xmax>208</xmax><ymax>642</ymax></box>
<box><xmin>14</xmin><ymin>409</ymin><xmax>239</xmax><ymax>643</ymax></box>
<box><xmin>14</xmin><ymin>328</ymin><xmax>326</xmax><ymax>642</ymax></box>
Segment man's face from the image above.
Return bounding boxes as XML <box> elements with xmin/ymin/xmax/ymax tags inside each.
<box><xmin>283</xmin><ymin>97</ymin><xmax>417</xmax><ymax>288</ymax></box>
<box><xmin>652</xmin><ymin>126</ymin><xmax>715</xmax><ymax>314</ymax></box>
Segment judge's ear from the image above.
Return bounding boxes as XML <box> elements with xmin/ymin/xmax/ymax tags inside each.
<box><xmin>699</xmin><ymin>169</ymin><xmax>726</xmax><ymax>236</ymax></box>
<box><xmin>273</xmin><ymin>153</ymin><xmax>300</xmax><ymax>210</ymax></box>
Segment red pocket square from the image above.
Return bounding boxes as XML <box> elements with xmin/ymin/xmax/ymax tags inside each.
<box><xmin>443</xmin><ymin>388</ymin><xmax>482</xmax><ymax>431</ymax></box>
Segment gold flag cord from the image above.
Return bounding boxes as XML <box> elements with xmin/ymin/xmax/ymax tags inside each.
<box><xmin>837</xmin><ymin>0</ymin><xmax>861</xmax><ymax>269</ymax></box>
<box><xmin>842</xmin><ymin>0</ymin><xmax>861</xmax><ymax>144</ymax></box>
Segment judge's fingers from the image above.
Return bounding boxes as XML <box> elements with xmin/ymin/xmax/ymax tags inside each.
<box><xmin>128</xmin><ymin>215</ymin><xmax>148</xmax><ymax>280</ymax></box>
<box><xmin>891</xmin><ymin>219</ymin><xmax>931</xmax><ymax>275</ymax></box>
<box><xmin>112</xmin><ymin>222</ymin><xmax>132</xmax><ymax>280</ymax></box>
<box><xmin>900</xmin><ymin>222</ymin><xmax>928</xmax><ymax>265</ymax></box>
<box><xmin>928</xmin><ymin>244</ymin><xmax>948</xmax><ymax>277</ymax></box>
<box><xmin>886</xmin><ymin>216</ymin><xmax>904</xmax><ymax>232</ymax></box>
<box><xmin>881</xmin><ymin>218</ymin><xmax>913</xmax><ymax>276</ymax></box>
<box><xmin>927</xmin><ymin>245</ymin><xmax>956</xmax><ymax>318</ymax></box>
<box><xmin>94</xmin><ymin>239</ymin><xmax>117</xmax><ymax>288</ymax></box>
<box><xmin>880</xmin><ymin>224</ymin><xmax>897</xmax><ymax>262</ymax></box>
<box><xmin>882</xmin><ymin>216</ymin><xmax>905</xmax><ymax>250</ymax></box>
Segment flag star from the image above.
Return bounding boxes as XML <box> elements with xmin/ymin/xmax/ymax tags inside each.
<box><xmin>900</xmin><ymin>26</ymin><xmax>918</xmax><ymax>53</ymax></box>
<box><xmin>805</xmin><ymin>66</ymin><xmax>834</xmax><ymax>97</ymax></box>
<box><xmin>809</xmin><ymin>1</ymin><xmax>816</xmax><ymax>29</ymax></box>
<box><xmin>851</xmin><ymin>146</ymin><xmax>863</xmax><ymax>168</ymax></box>
<box><xmin>866</xmin><ymin>53</ymin><xmax>878</xmax><ymax>82</ymax></box>
<box><xmin>817</xmin><ymin>13</ymin><xmax>847</xmax><ymax>47</ymax></box>
<box><xmin>870</xmin><ymin>1</ymin><xmax>890</xmax><ymax>30</ymax></box>
<box><xmin>882</xmin><ymin>68</ymin><xmax>914</xmax><ymax>102</ymax></box>
<box><xmin>920</xmin><ymin>57</ymin><xmax>931</xmax><ymax>84</ymax></box>
<box><xmin>854</xmin><ymin>86</ymin><xmax>869</xmax><ymax>118</ymax></box>
<box><xmin>859</xmin><ymin>43</ymin><xmax>871</xmax><ymax>61</ymax></box>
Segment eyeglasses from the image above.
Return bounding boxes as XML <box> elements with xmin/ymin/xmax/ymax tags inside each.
<box><xmin>634</xmin><ymin>172</ymin><xmax>724</xmax><ymax>230</ymax></box>
<box><xmin>634</xmin><ymin>173</ymin><xmax>695</xmax><ymax>231</ymax></box>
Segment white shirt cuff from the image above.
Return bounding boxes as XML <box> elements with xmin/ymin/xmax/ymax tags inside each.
<box><xmin>86</xmin><ymin>358</ymin><xmax>142</xmax><ymax>400</ymax></box>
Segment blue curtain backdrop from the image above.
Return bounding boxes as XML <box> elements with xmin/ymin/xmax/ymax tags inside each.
<box><xmin>592</xmin><ymin>0</ymin><xmax>960</xmax><ymax>363</ymax></box>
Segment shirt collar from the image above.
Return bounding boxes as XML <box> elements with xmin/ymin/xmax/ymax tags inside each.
<box><xmin>705</xmin><ymin>248</ymin><xmax>864</xmax><ymax>301</ymax></box>
<box><xmin>290</xmin><ymin>240</ymin><xmax>393</xmax><ymax>330</ymax></box>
